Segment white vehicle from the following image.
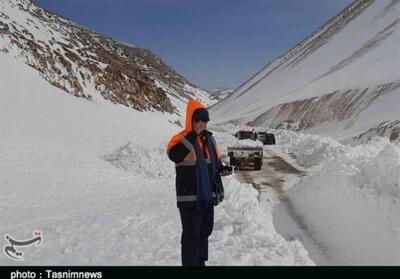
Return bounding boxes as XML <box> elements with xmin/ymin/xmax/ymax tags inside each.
<box><xmin>228</xmin><ymin>130</ymin><xmax>263</xmax><ymax>170</ymax></box>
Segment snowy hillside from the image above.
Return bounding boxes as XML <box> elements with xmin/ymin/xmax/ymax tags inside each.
<box><xmin>0</xmin><ymin>0</ymin><xmax>214</xmax><ymax>120</ymax></box>
<box><xmin>210</xmin><ymin>87</ymin><xmax>235</xmax><ymax>102</ymax></box>
<box><xmin>210</xmin><ymin>0</ymin><xmax>400</xmax><ymax>142</ymax></box>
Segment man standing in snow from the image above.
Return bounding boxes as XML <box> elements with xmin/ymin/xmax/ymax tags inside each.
<box><xmin>167</xmin><ymin>99</ymin><xmax>231</xmax><ymax>266</ymax></box>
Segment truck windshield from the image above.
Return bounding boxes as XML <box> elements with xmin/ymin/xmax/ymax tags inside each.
<box><xmin>237</xmin><ymin>132</ymin><xmax>255</xmax><ymax>140</ymax></box>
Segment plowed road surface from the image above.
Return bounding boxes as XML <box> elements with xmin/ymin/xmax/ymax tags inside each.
<box><xmin>234</xmin><ymin>147</ymin><xmax>333</xmax><ymax>265</ymax></box>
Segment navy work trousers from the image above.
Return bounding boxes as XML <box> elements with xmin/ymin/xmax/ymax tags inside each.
<box><xmin>178</xmin><ymin>205</ymin><xmax>214</xmax><ymax>266</ymax></box>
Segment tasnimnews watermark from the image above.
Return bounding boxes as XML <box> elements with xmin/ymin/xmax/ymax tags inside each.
<box><xmin>3</xmin><ymin>231</ymin><xmax>43</xmax><ymax>261</ymax></box>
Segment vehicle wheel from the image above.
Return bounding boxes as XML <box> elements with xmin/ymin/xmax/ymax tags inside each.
<box><xmin>254</xmin><ymin>158</ymin><xmax>262</xmax><ymax>170</ymax></box>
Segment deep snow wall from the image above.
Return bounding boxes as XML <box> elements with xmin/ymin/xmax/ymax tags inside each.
<box><xmin>279</xmin><ymin>132</ymin><xmax>400</xmax><ymax>265</ymax></box>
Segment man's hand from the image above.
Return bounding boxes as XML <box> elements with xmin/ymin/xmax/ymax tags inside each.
<box><xmin>220</xmin><ymin>169</ymin><xmax>232</xmax><ymax>176</ymax></box>
<box><xmin>219</xmin><ymin>165</ymin><xmax>233</xmax><ymax>176</ymax></box>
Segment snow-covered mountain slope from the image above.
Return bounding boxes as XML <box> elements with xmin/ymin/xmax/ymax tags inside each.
<box><xmin>0</xmin><ymin>0</ymin><xmax>214</xmax><ymax>119</ymax></box>
<box><xmin>210</xmin><ymin>87</ymin><xmax>235</xmax><ymax>102</ymax></box>
<box><xmin>210</xmin><ymin>0</ymin><xmax>400</xmax><ymax>142</ymax></box>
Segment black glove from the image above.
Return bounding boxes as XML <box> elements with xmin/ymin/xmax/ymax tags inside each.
<box><xmin>185</xmin><ymin>130</ymin><xmax>198</xmax><ymax>145</ymax></box>
<box><xmin>218</xmin><ymin>164</ymin><xmax>233</xmax><ymax>173</ymax></box>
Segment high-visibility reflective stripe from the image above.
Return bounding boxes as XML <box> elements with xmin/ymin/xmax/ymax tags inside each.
<box><xmin>175</xmin><ymin>161</ymin><xmax>196</xmax><ymax>167</ymax></box>
<box><xmin>175</xmin><ymin>159</ymin><xmax>211</xmax><ymax>167</ymax></box>
<box><xmin>179</xmin><ymin>134</ymin><xmax>193</xmax><ymax>150</ymax></box>
<box><xmin>211</xmin><ymin>136</ymin><xmax>217</xmax><ymax>147</ymax></box>
<box><xmin>188</xmin><ymin>149</ymin><xmax>195</xmax><ymax>161</ymax></box>
<box><xmin>210</xmin><ymin>135</ymin><xmax>221</xmax><ymax>158</ymax></box>
<box><xmin>177</xmin><ymin>195</ymin><xmax>197</xmax><ymax>202</ymax></box>
<box><xmin>177</xmin><ymin>192</ymin><xmax>217</xmax><ymax>202</ymax></box>
<box><xmin>179</xmin><ymin>132</ymin><xmax>196</xmax><ymax>161</ymax></box>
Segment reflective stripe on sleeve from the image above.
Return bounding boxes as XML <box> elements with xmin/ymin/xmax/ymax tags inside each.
<box><xmin>177</xmin><ymin>192</ymin><xmax>217</xmax><ymax>202</ymax></box>
<box><xmin>177</xmin><ymin>195</ymin><xmax>197</xmax><ymax>202</ymax></box>
<box><xmin>175</xmin><ymin>159</ymin><xmax>211</xmax><ymax>167</ymax></box>
<box><xmin>180</xmin><ymin>136</ymin><xmax>193</xmax><ymax>151</ymax></box>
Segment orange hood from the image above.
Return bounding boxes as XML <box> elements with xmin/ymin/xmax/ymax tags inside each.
<box><xmin>184</xmin><ymin>99</ymin><xmax>206</xmax><ymax>132</ymax></box>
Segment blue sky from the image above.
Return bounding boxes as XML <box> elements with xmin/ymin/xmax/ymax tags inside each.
<box><xmin>36</xmin><ymin>0</ymin><xmax>352</xmax><ymax>90</ymax></box>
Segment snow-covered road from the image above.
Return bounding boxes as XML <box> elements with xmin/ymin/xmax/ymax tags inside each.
<box><xmin>234</xmin><ymin>147</ymin><xmax>333</xmax><ymax>265</ymax></box>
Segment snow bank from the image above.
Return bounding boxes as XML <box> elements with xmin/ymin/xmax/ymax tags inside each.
<box><xmin>210</xmin><ymin>176</ymin><xmax>313</xmax><ymax>265</ymax></box>
<box><xmin>104</xmin><ymin>142</ymin><xmax>174</xmax><ymax>179</ymax></box>
<box><xmin>272</xmin><ymin>129</ymin><xmax>390</xmax><ymax>168</ymax></box>
<box><xmin>103</xmin><ymin>139</ymin><xmax>314</xmax><ymax>265</ymax></box>
<box><xmin>283</xmin><ymin>132</ymin><xmax>400</xmax><ymax>265</ymax></box>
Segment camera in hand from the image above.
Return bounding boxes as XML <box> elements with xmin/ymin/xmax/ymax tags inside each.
<box><xmin>219</xmin><ymin>164</ymin><xmax>233</xmax><ymax>173</ymax></box>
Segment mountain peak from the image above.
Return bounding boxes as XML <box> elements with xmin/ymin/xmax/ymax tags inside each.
<box><xmin>0</xmin><ymin>0</ymin><xmax>213</xmax><ymax>114</ymax></box>
<box><xmin>210</xmin><ymin>0</ymin><xmax>400</xmax><ymax>142</ymax></box>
